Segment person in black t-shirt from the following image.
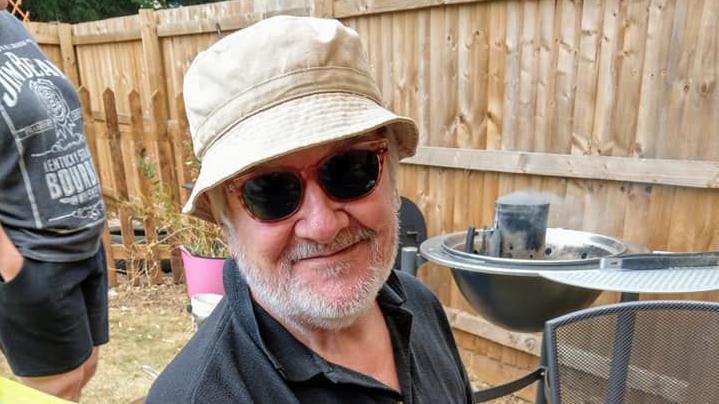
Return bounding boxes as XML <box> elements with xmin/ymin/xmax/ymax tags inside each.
<box><xmin>0</xmin><ymin>5</ymin><xmax>108</xmax><ymax>402</ymax></box>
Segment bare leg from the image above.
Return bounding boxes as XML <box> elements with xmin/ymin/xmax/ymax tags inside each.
<box><xmin>19</xmin><ymin>348</ymin><xmax>100</xmax><ymax>402</ymax></box>
<box><xmin>81</xmin><ymin>347</ymin><xmax>100</xmax><ymax>389</ymax></box>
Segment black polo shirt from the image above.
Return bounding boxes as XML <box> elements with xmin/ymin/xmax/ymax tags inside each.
<box><xmin>148</xmin><ymin>260</ymin><xmax>472</xmax><ymax>403</ymax></box>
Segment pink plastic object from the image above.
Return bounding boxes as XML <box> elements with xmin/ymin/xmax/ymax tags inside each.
<box><xmin>180</xmin><ymin>245</ymin><xmax>226</xmax><ymax>297</ymax></box>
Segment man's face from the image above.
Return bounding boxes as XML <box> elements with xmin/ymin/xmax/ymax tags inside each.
<box><xmin>0</xmin><ymin>1</ymin><xmax>8</xmax><ymax>11</ymax></box>
<box><xmin>222</xmin><ymin>136</ymin><xmax>398</xmax><ymax>330</ymax></box>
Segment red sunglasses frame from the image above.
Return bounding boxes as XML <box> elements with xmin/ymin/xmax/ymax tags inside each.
<box><xmin>224</xmin><ymin>138</ymin><xmax>389</xmax><ymax>223</ymax></box>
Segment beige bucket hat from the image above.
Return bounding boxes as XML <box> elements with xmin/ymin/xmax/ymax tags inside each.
<box><xmin>182</xmin><ymin>15</ymin><xmax>419</xmax><ymax>221</ymax></box>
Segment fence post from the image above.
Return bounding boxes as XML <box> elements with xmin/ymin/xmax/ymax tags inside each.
<box><xmin>57</xmin><ymin>23</ymin><xmax>80</xmax><ymax>87</ymax></box>
<box><xmin>173</xmin><ymin>93</ymin><xmax>194</xmax><ymax>202</ymax></box>
<box><xmin>129</xmin><ymin>90</ymin><xmax>163</xmax><ymax>285</ymax></box>
<box><xmin>152</xmin><ymin>91</ymin><xmax>180</xmax><ymax>206</ymax></box>
<box><xmin>103</xmin><ymin>89</ymin><xmax>138</xmax><ymax>285</ymax></box>
<box><xmin>139</xmin><ymin>8</ymin><xmax>169</xmax><ymax>129</ymax></box>
<box><xmin>79</xmin><ymin>87</ymin><xmax>117</xmax><ymax>288</ymax></box>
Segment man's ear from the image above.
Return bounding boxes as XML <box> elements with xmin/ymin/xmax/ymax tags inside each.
<box><xmin>393</xmin><ymin>188</ymin><xmax>402</xmax><ymax>212</ymax></box>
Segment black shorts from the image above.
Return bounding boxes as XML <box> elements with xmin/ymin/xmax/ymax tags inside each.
<box><xmin>0</xmin><ymin>247</ymin><xmax>109</xmax><ymax>377</ymax></box>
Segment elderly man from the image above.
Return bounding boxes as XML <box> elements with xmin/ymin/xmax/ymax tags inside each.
<box><xmin>148</xmin><ymin>15</ymin><xmax>472</xmax><ymax>403</ymax></box>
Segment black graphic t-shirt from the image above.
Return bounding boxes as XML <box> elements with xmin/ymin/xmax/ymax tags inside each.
<box><xmin>0</xmin><ymin>12</ymin><xmax>105</xmax><ymax>262</ymax></box>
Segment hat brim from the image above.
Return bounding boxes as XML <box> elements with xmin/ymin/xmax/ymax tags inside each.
<box><xmin>182</xmin><ymin>92</ymin><xmax>419</xmax><ymax>222</ymax></box>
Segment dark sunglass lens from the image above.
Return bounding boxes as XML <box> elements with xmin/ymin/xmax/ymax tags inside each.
<box><xmin>242</xmin><ymin>172</ymin><xmax>302</xmax><ymax>221</ymax></box>
<box><xmin>319</xmin><ymin>149</ymin><xmax>380</xmax><ymax>200</ymax></box>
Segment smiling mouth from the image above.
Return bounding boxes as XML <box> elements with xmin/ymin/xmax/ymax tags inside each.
<box><xmin>294</xmin><ymin>240</ymin><xmax>366</xmax><ymax>265</ymax></box>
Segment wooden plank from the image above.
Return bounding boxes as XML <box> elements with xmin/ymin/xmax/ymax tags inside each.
<box><xmin>170</xmin><ymin>246</ymin><xmax>184</xmax><ymax>284</ymax></box>
<box><xmin>29</xmin><ymin>32</ymin><xmax>61</xmax><ymax>45</ymax></box>
<box><xmin>403</xmin><ymin>146</ymin><xmax>719</xmax><ymax>189</ymax></box>
<box><xmin>634</xmin><ymin>0</ymin><xmax>675</xmax><ymax>158</ymax></box>
<box><xmin>501</xmin><ymin>0</ymin><xmax>520</xmax><ymax>150</ymax></box>
<box><xmin>101</xmin><ymin>223</ymin><xmax>117</xmax><ymax>288</ymax></box>
<box><xmin>456</xmin><ymin>3</ymin><xmax>489</xmax><ymax>149</ymax></box>
<box><xmin>155</xmin><ymin>8</ymin><xmax>311</xmax><ymax>38</ymax></box>
<box><xmin>110</xmin><ymin>244</ymin><xmax>172</xmax><ymax>260</ymax></box>
<box><xmin>445</xmin><ymin>306</ymin><xmax>541</xmax><ymax>357</ymax></box>
<box><xmin>611</xmin><ymin>0</ymin><xmax>651</xmax><ymax>157</ymax></box>
<box><xmin>152</xmin><ymin>91</ymin><xmax>180</xmax><ymax>207</ymax></box>
<box><xmin>129</xmin><ymin>90</ymin><xmax>162</xmax><ymax>285</ymax></box>
<box><xmin>591</xmin><ymin>0</ymin><xmax>621</xmax><ymax>155</ymax></box>
<box><xmin>532</xmin><ymin>0</ymin><xmax>556</xmax><ymax>153</ymax></box>
<box><xmin>333</xmin><ymin>0</ymin><xmax>491</xmax><ymax>18</ymax></box>
<box><xmin>80</xmin><ymin>86</ymin><xmax>118</xmax><ymax>286</ymax></box>
<box><xmin>103</xmin><ymin>89</ymin><xmax>137</xmax><ymax>284</ymax></box>
<box><xmin>72</xmin><ymin>30</ymin><xmax>142</xmax><ymax>46</ymax></box>
<box><xmin>58</xmin><ymin>24</ymin><xmax>80</xmax><ymax>87</ymax></box>
<box><xmin>440</xmin><ymin>6</ymin><xmax>458</xmax><ymax>147</ymax></box>
<box><xmin>415</xmin><ymin>9</ymin><xmax>430</xmax><ymax>145</ymax></box>
<box><xmin>311</xmin><ymin>0</ymin><xmax>334</xmax><ymax>17</ymax></box>
<box><xmin>173</xmin><ymin>93</ymin><xmax>194</xmax><ymax>203</ymax></box>
<box><xmin>570</xmin><ymin>0</ymin><xmax>602</xmax><ymax>155</ymax></box>
<box><xmin>139</xmin><ymin>9</ymin><xmax>169</xmax><ymax>123</ymax></box>
<box><xmin>689</xmin><ymin>0</ymin><xmax>718</xmax><ymax>162</ymax></box>
<box><xmin>486</xmin><ymin>1</ymin><xmax>506</xmax><ymax>150</ymax></box>
<box><xmin>517</xmin><ymin>0</ymin><xmax>537</xmax><ymax>151</ymax></box>
<box><xmin>553</xmin><ymin>0</ymin><xmax>580</xmax><ymax>154</ymax></box>
<box><xmin>79</xmin><ymin>88</ymin><xmax>100</xmax><ymax>173</ymax></box>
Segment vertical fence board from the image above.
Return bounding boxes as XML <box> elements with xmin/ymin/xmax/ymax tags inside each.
<box><xmin>591</xmin><ymin>0</ymin><xmax>620</xmax><ymax>155</ymax></box>
<box><xmin>487</xmin><ymin>1</ymin><xmax>506</xmax><ymax>150</ymax></box>
<box><xmin>501</xmin><ymin>0</ymin><xmax>521</xmax><ymax>150</ymax></box>
<box><xmin>570</xmin><ymin>0</ymin><xmax>602</xmax><ymax>155</ymax></box>
<box><xmin>129</xmin><ymin>90</ymin><xmax>162</xmax><ymax>285</ymax></box>
<box><xmin>79</xmin><ymin>87</ymin><xmax>117</xmax><ymax>287</ymax></box>
<box><xmin>532</xmin><ymin>0</ymin><xmax>556</xmax><ymax>153</ymax></box>
<box><xmin>635</xmin><ymin>0</ymin><xmax>676</xmax><ymax>158</ymax></box>
<box><xmin>103</xmin><ymin>89</ymin><xmax>137</xmax><ymax>284</ymax></box>
<box><xmin>612</xmin><ymin>0</ymin><xmax>651</xmax><ymax>157</ymax></box>
<box><xmin>517</xmin><ymin>0</ymin><xmax>537</xmax><ymax>151</ymax></box>
<box><xmin>58</xmin><ymin>24</ymin><xmax>80</xmax><ymax>87</ymax></box>
<box><xmin>152</xmin><ymin>91</ymin><xmax>180</xmax><ymax>206</ymax></box>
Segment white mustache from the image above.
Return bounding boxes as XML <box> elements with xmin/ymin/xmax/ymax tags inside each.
<box><xmin>283</xmin><ymin>226</ymin><xmax>375</xmax><ymax>265</ymax></box>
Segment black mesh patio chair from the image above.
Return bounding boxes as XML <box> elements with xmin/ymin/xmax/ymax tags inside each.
<box><xmin>474</xmin><ymin>300</ymin><xmax>719</xmax><ymax>403</ymax></box>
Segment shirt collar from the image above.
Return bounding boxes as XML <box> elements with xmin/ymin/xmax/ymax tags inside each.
<box><xmin>223</xmin><ymin>260</ymin><xmax>411</xmax><ymax>383</ymax></box>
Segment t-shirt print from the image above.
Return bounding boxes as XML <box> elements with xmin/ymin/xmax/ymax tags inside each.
<box><xmin>0</xmin><ymin>38</ymin><xmax>103</xmax><ymax>231</ymax></box>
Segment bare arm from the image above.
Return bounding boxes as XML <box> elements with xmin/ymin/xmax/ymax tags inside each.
<box><xmin>0</xmin><ymin>222</ymin><xmax>24</xmax><ymax>282</ymax></box>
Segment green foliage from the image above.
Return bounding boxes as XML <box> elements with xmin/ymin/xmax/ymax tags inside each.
<box><xmin>131</xmin><ymin>156</ymin><xmax>228</xmax><ymax>258</ymax></box>
<box><xmin>21</xmin><ymin>0</ymin><xmax>226</xmax><ymax>23</ymax></box>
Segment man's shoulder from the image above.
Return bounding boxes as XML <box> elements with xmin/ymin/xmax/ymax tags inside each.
<box><xmin>147</xmin><ymin>300</ymin><xmax>241</xmax><ymax>402</ymax></box>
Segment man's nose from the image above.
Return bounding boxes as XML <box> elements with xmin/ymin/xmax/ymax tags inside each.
<box><xmin>293</xmin><ymin>179</ymin><xmax>349</xmax><ymax>244</ymax></box>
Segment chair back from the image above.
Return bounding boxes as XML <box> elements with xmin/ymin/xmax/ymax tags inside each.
<box><xmin>544</xmin><ymin>300</ymin><xmax>719</xmax><ymax>404</ymax></box>
<box><xmin>393</xmin><ymin>196</ymin><xmax>427</xmax><ymax>272</ymax></box>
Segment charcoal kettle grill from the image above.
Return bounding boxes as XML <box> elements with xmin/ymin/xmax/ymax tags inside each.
<box><xmin>417</xmin><ymin>193</ymin><xmax>719</xmax><ymax>333</ymax></box>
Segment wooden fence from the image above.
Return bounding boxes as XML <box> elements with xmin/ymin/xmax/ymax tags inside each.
<box><xmin>21</xmin><ymin>0</ymin><xmax>719</xmax><ymax>398</ymax></box>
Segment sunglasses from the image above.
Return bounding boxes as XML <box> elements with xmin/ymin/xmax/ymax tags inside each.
<box><xmin>225</xmin><ymin>139</ymin><xmax>389</xmax><ymax>222</ymax></box>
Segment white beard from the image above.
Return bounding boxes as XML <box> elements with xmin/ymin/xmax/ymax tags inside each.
<box><xmin>225</xmin><ymin>219</ymin><xmax>398</xmax><ymax>332</ymax></box>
